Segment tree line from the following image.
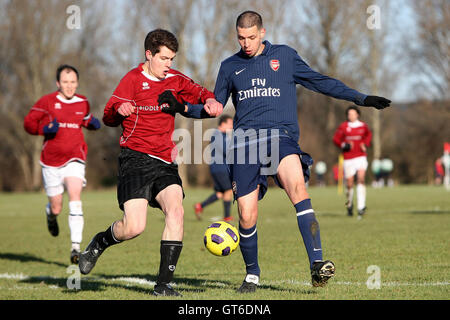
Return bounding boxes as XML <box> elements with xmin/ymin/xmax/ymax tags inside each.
<box><xmin>0</xmin><ymin>0</ymin><xmax>448</xmax><ymax>191</ymax></box>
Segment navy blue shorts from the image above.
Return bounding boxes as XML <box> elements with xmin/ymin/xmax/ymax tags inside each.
<box><xmin>228</xmin><ymin>135</ymin><xmax>313</xmax><ymax>200</ymax></box>
<box><xmin>210</xmin><ymin>170</ymin><xmax>232</xmax><ymax>192</ymax></box>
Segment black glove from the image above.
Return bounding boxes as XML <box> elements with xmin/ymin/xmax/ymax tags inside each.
<box><xmin>342</xmin><ymin>143</ymin><xmax>351</xmax><ymax>152</ymax></box>
<box><xmin>43</xmin><ymin>118</ymin><xmax>59</xmax><ymax>135</ymax></box>
<box><xmin>363</xmin><ymin>96</ymin><xmax>391</xmax><ymax>109</ymax></box>
<box><xmin>158</xmin><ymin>90</ymin><xmax>186</xmax><ymax>115</ymax></box>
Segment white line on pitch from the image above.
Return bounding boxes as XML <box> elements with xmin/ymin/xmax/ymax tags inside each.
<box><xmin>1</xmin><ymin>273</ymin><xmax>449</xmax><ymax>288</ymax></box>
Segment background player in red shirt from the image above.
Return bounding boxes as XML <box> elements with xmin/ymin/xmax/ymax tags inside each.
<box><xmin>24</xmin><ymin>65</ymin><xmax>101</xmax><ymax>263</ymax></box>
<box><xmin>79</xmin><ymin>29</ymin><xmax>223</xmax><ymax>296</ymax></box>
<box><xmin>333</xmin><ymin>106</ymin><xmax>372</xmax><ymax>218</ymax></box>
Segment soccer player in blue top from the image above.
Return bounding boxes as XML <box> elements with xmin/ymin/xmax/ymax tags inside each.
<box><xmin>213</xmin><ymin>11</ymin><xmax>391</xmax><ymax>292</ymax></box>
<box><xmin>194</xmin><ymin>115</ymin><xmax>234</xmax><ymax>222</ymax></box>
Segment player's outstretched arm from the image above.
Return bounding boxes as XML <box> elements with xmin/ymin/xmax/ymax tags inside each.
<box><xmin>362</xmin><ymin>96</ymin><xmax>391</xmax><ymax>109</ymax></box>
<box><xmin>293</xmin><ymin>51</ymin><xmax>391</xmax><ymax>109</ymax></box>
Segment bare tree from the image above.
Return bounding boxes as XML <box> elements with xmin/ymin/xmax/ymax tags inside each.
<box><xmin>0</xmin><ymin>0</ymin><xmax>73</xmax><ymax>190</ymax></box>
<box><xmin>361</xmin><ymin>0</ymin><xmax>399</xmax><ymax>160</ymax></box>
<box><xmin>409</xmin><ymin>0</ymin><xmax>449</xmax><ymax>99</ymax></box>
<box><xmin>286</xmin><ymin>0</ymin><xmax>368</xmax><ymax>181</ymax></box>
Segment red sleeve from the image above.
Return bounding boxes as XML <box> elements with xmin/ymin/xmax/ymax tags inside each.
<box><xmin>363</xmin><ymin>123</ymin><xmax>372</xmax><ymax>147</ymax></box>
<box><xmin>103</xmin><ymin>73</ymin><xmax>135</xmax><ymax>127</ymax></box>
<box><xmin>333</xmin><ymin>123</ymin><xmax>346</xmax><ymax>148</ymax></box>
<box><xmin>177</xmin><ymin>73</ymin><xmax>215</xmax><ymax>104</ymax></box>
<box><xmin>81</xmin><ymin>99</ymin><xmax>93</xmax><ymax>128</ymax></box>
<box><xmin>24</xmin><ymin>96</ymin><xmax>52</xmax><ymax>135</ymax></box>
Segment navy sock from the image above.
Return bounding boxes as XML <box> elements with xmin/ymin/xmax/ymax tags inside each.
<box><xmin>223</xmin><ymin>200</ymin><xmax>231</xmax><ymax>218</ymax></box>
<box><xmin>238</xmin><ymin>224</ymin><xmax>260</xmax><ymax>276</ymax></box>
<box><xmin>294</xmin><ymin>199</ymin><xmax>323</xmax><ymax>268</ymax></box>
<box><xmin>201</xmin><ymin>193</ymin><xmax>219</xmax><ymax>208</ymax></box>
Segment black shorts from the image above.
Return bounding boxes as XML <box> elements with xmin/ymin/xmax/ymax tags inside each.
<box><xmin>117</xmin><ymin>148</ymin><xmax>184</xmax><ymax>211</ymax></box>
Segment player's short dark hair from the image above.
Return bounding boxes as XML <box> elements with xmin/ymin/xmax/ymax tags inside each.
<box><xmin>346</xmin><ymin>105</ymin><xmax>361</xmax><ymax>117</ymax></box>
<box><xmin>236</xmin><ymin>11</ymin><xmax>263</xmax><ymax>29</ymax></box>
<box><xmin>56</xmin><ymin>64</ymin><xmax>79</xmax><ymax>82</ymax></box>
<box><xmin>144</xmin><ymin>29</ymin><xmax>178</xmax><ymax>57</ymax></box>
<box><xmin>218</xmin><ymin>114</ymin><xmax>233</xmax><ymax>126</ymax></box>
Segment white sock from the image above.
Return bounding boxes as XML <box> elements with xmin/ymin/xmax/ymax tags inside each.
<box><xmin>346</xmin><ymin>187</ymin><xmax>354</xmax><ymax>208</ymax></box>
<box><xmin>356</xmin><ymin>184</ymin><xmax>366</xmax><ymax>211</ymax></box>
<box><xmin>68</xmin><ymin>201</ymin><xmax>84</xmax><ymax>247</ymax></box>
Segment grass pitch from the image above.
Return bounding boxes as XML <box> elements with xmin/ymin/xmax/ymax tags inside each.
<box><xmin>0</xmin><ymin>185</ymin><xmax>449</xmax><ymax>300</ymax></box>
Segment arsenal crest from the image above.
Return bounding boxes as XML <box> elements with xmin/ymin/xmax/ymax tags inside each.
<box><xmin>270</xmin><ymin>59</ymin><xmax>280</xmax><ymax>71</ymax></box>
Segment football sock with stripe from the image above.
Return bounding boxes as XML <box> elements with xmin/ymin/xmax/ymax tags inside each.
<box><xmin>157</xmin><ymin>240</ymin><xmax>183</xmax><ymax>285</ymax></box>
<box><xmin>201</xmin><ymin>193</ymin><xmax>219</xmax><ymax>208</ymax></box>
<box><xmin>68</xmin><ymin>201</ymin><xmax>83</xmax><ymax>251</ymax></box>
<box><xmin>294</xmin><ymin>199</ymin><xmax>323</xmax><ymax>268</ymax></box>
<box><xmin>223</xmin><ymin>200</ymin><xmax>231</xmax><ymax>218</ymax></box>
<box><xmin>239</xmin><ymin>224</ymin><xmax>260</xmax><ymax>277</ymax></box>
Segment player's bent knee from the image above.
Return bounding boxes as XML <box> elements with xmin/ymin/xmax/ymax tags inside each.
<box><xmin>50</xmin><ymin>204</ymin><xmax>62</xmax><ymax>215</ymax></box>
<box><xmin>238</xmin><ymin>209</ymin><xmax>257</xmax><ymax>227</ymax></box>
<box><xmin>166</xmin><ymin>206</ymin><xmax>184</xmax><ymax>222</ymax></box>
<box><xmin>124</xmin><ymin>224</ymin><xmax>145</xmax><ymax>239</ymax></box>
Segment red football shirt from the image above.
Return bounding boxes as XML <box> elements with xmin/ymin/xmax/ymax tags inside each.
<box><xmin>103</xmin><ymin>63</ymin><xmax>215</xmax><ymax>163</ymax></box>
<box><xmin>24</xmin><ymin>92</ymin><xmax>93</xmax><ymax>167</ymax></box>
<box><xmin>333</xmin><ymin>120</ymin><xmax>372</xmax><ymax>160</ymax></box>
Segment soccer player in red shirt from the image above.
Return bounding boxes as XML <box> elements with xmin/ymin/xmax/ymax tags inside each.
<box><xmin>24</xmin><ymin>65</ymin><xmax>101</xmax><ymax>264</ymax></box>
<box><xmin>333</xmin><ymin>106</ymin><xmax>372</xmax><ymax>218</ymax></box>
<box><xmin>78</xmin><ymin>29</ymin><xmax>223</xmax><ymax>296</ymax></box>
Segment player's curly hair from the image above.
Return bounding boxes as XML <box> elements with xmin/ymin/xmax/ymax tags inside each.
<box><xmin>144</xmin><ymin>29</ymin><xmax>178</xmax><ymax>57</ymax></box>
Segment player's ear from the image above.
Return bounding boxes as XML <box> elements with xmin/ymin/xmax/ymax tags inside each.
<box><xmin>56</xmin><ymin>81</ymin><xmax>61</xmax><ymax>90</ymax></box>
<box><xmin>259</xmin><ymin>27</ymin><xmax>266</xmax><ymax>39</ymax></box>
<box><xmin>145</xmin><ymin>49</ymin><xmax>153</xmax><ymax>61</ymax></box>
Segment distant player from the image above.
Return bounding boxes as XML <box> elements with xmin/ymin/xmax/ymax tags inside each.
<box><xmin>194</xmin><ymin>115</ymin><xmax>234</xmax><ymax>221</ymax></box>
<box><xmin>213</xmin><ymin>11</ymin><xmax>390</xmax><ymax>292</ymax></box>
<box><xmin>333</xmin><ymin>106</ymin><xmax>372</xmax><ymax>218</ymax></box>
<box><xmin>23</xmin><ymin>65</ymin><xmax>101</xmax><ymax>264</ymax></box>
<box><xmin>314</xmin><ymin>161</ymin><xmax>327</xmax><ymax>187</ymax></box>
<box><xmin>78</xmin><ymin>29</ymin><xmax>222</xmax><ymax>297</ymax></box>
<box><xmin>434</xmin><ymin>157</ymin><xmax>444</xmax><ymax>185</ymax></box>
